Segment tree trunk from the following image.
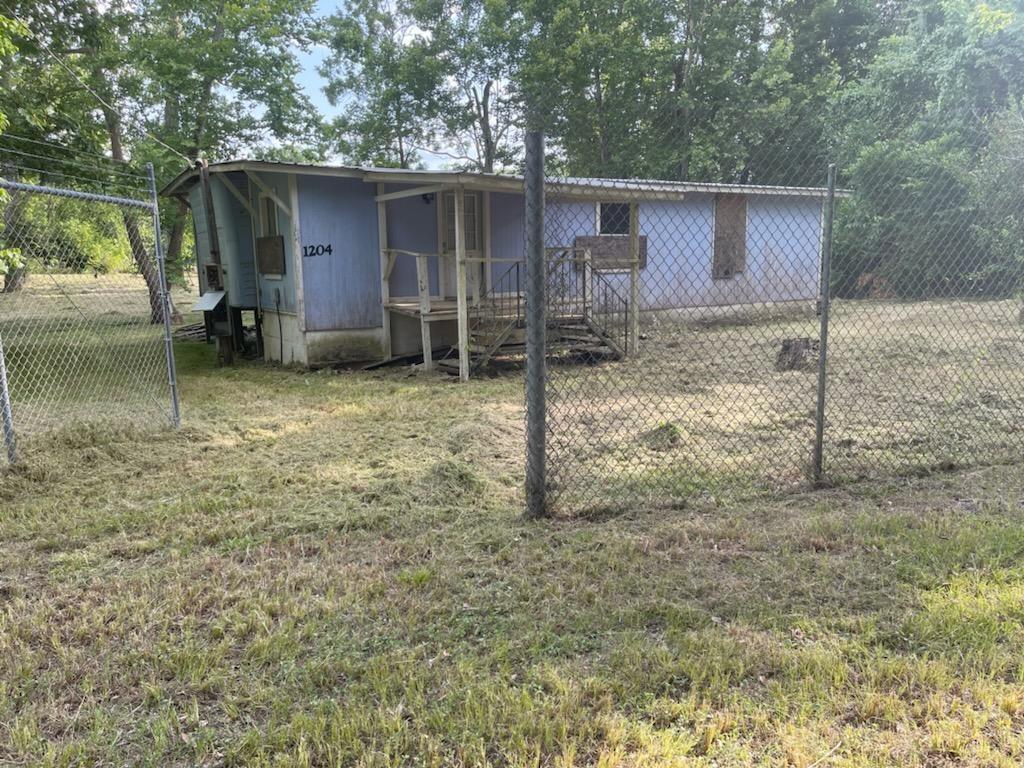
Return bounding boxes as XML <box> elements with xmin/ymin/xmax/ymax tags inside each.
<box><xmin>166</xmin><ymin>198</ymin><xmax>186</xmax><ymax>277</ymax></box>
<box><xmin>97</xmin><ymin>93</ymin><xmax>171</xmax><ymax>324</ymax></box>
<box><xmin>471</xmin><ymin>82</ymin><xmax>496</xmax><ymax>174</ymax></box>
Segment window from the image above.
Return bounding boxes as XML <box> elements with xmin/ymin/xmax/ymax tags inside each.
<box><xmin>599</xmin><ymin>202</ymin><xmax>630</xmax><ymax>235</ymax></box>
<box><xmin>442</xmin><ymin>191</ymin><xmax>482</xmax><ymax>252</ymax></box>
<box><xmin>578</xmin><ymin>202</ymin><xmax>645</xmax><ymax>271</ymax></box>
<box><xmin>712</xmin><ymin>193</ymin><xmax>747</xmax><ymax>279</ymax></box>
<box><xmin>261</xmin><ymin>196</ymin><xmax>279</xmax><ymax>237</ymax></box>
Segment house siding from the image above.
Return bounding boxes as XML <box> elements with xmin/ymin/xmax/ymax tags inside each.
<box><xmin>297</xmin><ymin>175</ymin><xmax>382</xmax><ymax>331</ymax></box>
<box><xmin>384</xmin><ymin>185</ymin><xmax>440</xmax><ymax>297</ymax></box>
<box><xmin>489</xmin><ymin>192</ymin><xmax>525</xmax><ymax>287</ymax></box>
<box><xmin>187</xmin><ymin>176</ymin><xmax>258</xmax><ymax>307</ymax></box>
<box><xmin>249</xmin><ymin>172</ymin><xmax>298</xmax><ymax>316</ymax></box>
<box><xmin>216</xmin><ymin>173</ymin><xmax>258</xmax><ymax>307</ymax></box>
<box><xmin>523</xmin><ymin>193</ymin><xmax>822</xmax><ymax>310</ymax></box>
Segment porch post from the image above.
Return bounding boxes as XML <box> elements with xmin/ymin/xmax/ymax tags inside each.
<box><xmin>416</xmin><ymin>254</ymin><xmax>433</xmax><ymax>371</ymax></box>
<box><xmin>483</xmin><ymin>191</ymin><xmax>493</xmax><ymax>293</ymax></box>
<box><xmin>377</xmin><ymin>183</ymin><xmax>392</xmax><ymax>360</ymax></box>
<box><xmin>455</xmin><ymin>187</ymin><xmax>470</xmax><ymax>381</ymax></box>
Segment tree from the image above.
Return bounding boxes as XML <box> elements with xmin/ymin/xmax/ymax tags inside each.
<box><xmin>832</xmin><ymin>0</ymin><xmax>1024</xmax><ymax>297</ymax></box>
<box><xmin>0</xmin><ymin>0</ymin><xmax>323</xmax><ymax>317</ymax></box>
<box><xmin>0</xmin><ymin>12</ymin><xmax>27</xmax><ymax>282</ymax></box>
<box><xmin>517</xmin><ymin>0</ymin><xmax>853</xmax><ymax>183</ymax></box>
<box><xmin>972</xmin><ymin>101</ymin><xmax>1024</xmax><ymax>298</ymax></box>
<box><xmin>321</xmin><ymin>0</ymin><xmax>444</xmax><ymax>167</ymax></box>
<box><xmin>404</xmin><ymin>0</ymin><xmax>527</xmax><ymax>172</ymax></box>
<box><xmin>321</xmin><ymin>0</ymin><xmax>525</xmax><ymax>171</ymax></box>
<box><xmin>132</xmin><ymin>0</ymin><xmax>322</xmax><ymax>272</ymax></box>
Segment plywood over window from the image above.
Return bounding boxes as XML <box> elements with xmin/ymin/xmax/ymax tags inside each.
<box><xmin>713</xmin><ymin>193</ymin><xmax>747</xmax><ymax>279</ymax></box>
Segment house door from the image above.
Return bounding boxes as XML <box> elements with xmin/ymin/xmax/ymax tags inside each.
<box><xmin>439</xmin><ymin>190</ymin><xmax>485</xmax><ymax>299</ymax></box>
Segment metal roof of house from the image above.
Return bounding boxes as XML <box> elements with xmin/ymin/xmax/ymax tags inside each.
<box><xmin>161</xmin><ymin>158</ymin><xmax>838</xmax><ymax>199</ymax></box>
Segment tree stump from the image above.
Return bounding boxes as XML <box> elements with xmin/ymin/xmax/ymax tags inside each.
<box><xmin>776</xmin><ymin>337</ymin><xmax>818</xmax><ymax>371</ymax></box>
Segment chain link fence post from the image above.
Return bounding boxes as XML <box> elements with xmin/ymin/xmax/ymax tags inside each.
<box><xmin>0</xmin><ymin>331</ymin><xmax>16</xmax><ymax>464</ymax></box>
<box><xmin>146</xmin><ymin>163</ymin><xmax>181</xmax><ymax>428</ymax></box>
<box><xmin>524</xmin><ymin>130</ymin><xmax>548</xmax><ymax>518</ymax></box>
<box><xmin>812</xmin><ymin>163</ymin><xmax>837</xmax><ymax>482</ymax></box>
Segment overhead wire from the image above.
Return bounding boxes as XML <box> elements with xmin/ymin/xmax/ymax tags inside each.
<box><xmin>0</xmin><ymin>164</ymin><xmax>148</xmax><ymax>195</ymax></box>
<box><xmin>0</xmin><ymin>132</ymin><xmax>135</xmax><ymax>163</ymax></box>
<box><xmin>0</xmin><ymin>143</ymin><xmax>150</xmax><ymax>182</ymax></box>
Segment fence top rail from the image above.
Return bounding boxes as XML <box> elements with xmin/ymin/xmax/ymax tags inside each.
<box><xmin>0</xmin><ymin>178</ymin><xmax>155</xmax><ymax>210</ymax></box>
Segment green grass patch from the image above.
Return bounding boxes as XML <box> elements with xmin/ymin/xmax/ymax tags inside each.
<box><xmin>4</xmin><ymin>344</ymin><xmax>1024</xmax><ymax>765</ymax></box>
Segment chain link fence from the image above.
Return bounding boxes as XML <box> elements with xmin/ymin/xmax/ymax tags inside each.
<box><xmin>522</xmin><ymin>96</ymin><xmax>1024</xmax><ymax>515</ymax></box>
<box><xmin>0</xmin><ymin>146</ymin><xmax>179</xmax><ymax>465</ymax></box>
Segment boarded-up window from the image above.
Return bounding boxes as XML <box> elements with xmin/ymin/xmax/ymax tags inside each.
<box><xmin>713</xmin><ymin>194</ymin><xmax>746</xmax><ymax>279</ymax></box>
<box><xmin>442</xmin><ymin>191</ymin><xmax>482</xmax><ymax>252</ymax></box>
<box><xmin>256</xmin><ymin>235</ymin><xmax>285</xmax><ymax>275</ymax></box>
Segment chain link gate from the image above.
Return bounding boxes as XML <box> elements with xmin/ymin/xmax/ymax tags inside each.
<box><xmin>0</xmin><ymin>156</ymin><xmax>180</xmax><ymax>465</ymax></box>
<box><xmin>523</xmin><ymin>97</ymin><xmax>1024</xmax><ymax>516</ymax></box>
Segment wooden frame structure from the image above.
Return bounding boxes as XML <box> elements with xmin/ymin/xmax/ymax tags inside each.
<box><xmin>376</xmin><ymin>182</ymin><xmax>477</xmax><ymax>381</ymax></box>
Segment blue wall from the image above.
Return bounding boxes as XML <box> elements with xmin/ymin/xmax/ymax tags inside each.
<box><xmin>384</xmin><ymin>185</ymin><xmax>440</xmax><ymax>297</ymax></box>
<box><xmin>745</xmin><ymin>196</ymin><xmax>823</xmax><ymax>303</ymax></box>
<box><xmin>187</xmin><ymin>184</ymin><xmax>210</xmax><ymax>287</ymax></box>
<box><xmin>216</xmin><ymin>173</ymin><xmax>257</xmax><ymax>306</ymax></box>
<box><xmin>190</xmin><ymin>172</ymin><xmax>825</xmax><ymax>336</ymax></box>
<box><xmin>298</xmin><ymin>175</ymin><xmax>382</xmax><ymax>331</ymax></box>
<box><xmin>186</xmin><ymin>175</ymin><xmax>258</xmax><ymax>307</ymax></box>
<box><xmin>536</xmin><ymin>193</ymin><xmax>822</xmax><ymax>310</ymax></box>
<box><xmin>247</xmin><ymin>172</ymin><xmax>298</xmax><ymax>316</ymax></box>
<box><xmin>489</xmin><ymin>192</ymin><xmax>525</xmax><ymax>287</ymax></box>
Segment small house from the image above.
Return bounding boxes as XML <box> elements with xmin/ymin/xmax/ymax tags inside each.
<box><xmin>162</xmin><ymin>161</ymin><xmax>830</xmax><ymax>378</ymax></box>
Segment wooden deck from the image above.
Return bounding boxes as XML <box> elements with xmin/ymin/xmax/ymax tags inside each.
<box><xmin>385</xmin><ymin>297</ymin><xmax>531</xmax><ymax>322</ymax></box>
<box><xmin>385</xmin><ymin>296</ymin><xmax>584</xmax><ymax>322</ymax></box>
<box><xmin>385</xmin><ymin>298</ymin><xmax>461</xmax><ymax>322</ymax></box>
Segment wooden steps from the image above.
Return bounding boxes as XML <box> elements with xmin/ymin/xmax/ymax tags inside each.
<box><xmin>437</xmin><ymin>318</ymin><xmax>621</xmax><ymax>376</ymax></box>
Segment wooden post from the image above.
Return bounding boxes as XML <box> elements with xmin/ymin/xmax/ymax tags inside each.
<box><xmin>455</xmin><ymin>188</ymin><xmax>470</xmax><ymax>381</ymax></box>
<box><xmin>483</xmin><ymin>191</ymin><xmax>493</xmax><ymax>293</ymax></box>
<box><xmin>377</xmin><ymin>183</ymin><xmax>391</xmax><ymax>360</ymax></box>
<box><xmin>416</xmin><ymin>254</ymin><xmax>433</xmax><ymax>371</ymax></box>
<box><xmin>628</xmin><ymin>202</ymin><xmax>640</xmax><ymax>355</ymax></box>
<box><xmin>583</xmin><ymin>247</ymin><xmax>594</xmax><ymax>324</ymax></box>
<box><xmin>288</xmin><ymin>175</ymin><xmax>305</xmax><ymax>335</ymax></box>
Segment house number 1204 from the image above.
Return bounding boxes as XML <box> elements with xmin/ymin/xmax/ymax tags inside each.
<box><xmin>302</xmin><ymin>244</ymin><xmax>333</xmax><ymax>257</ymax></box>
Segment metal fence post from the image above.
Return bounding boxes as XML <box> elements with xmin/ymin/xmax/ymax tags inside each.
<box><xmin>146</xmin><ymin>163</ymin><xmax>182</xmax><ymax>428</ymax></box>
<box><xmin>524</xmin><ymin>130</ymin><xmax>548</xmax><ymax>518</ymax></box>
<box><xmin>812</xmin><ymin>163</ymin><xmax>837</xmax><ymax>482</ymax></box>
<box><xmin>0</xmin><ymin>331</ymin><xmax>16</xmax><ymax>464</ymax></box>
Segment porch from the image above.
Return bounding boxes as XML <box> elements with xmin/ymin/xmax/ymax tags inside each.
<box><xmin>375</xmin><ymin>180</ymin><xmax>637</xmax><ymax>379</ymax></box>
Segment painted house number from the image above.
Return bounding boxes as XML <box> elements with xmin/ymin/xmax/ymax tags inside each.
<box><xmin>302</xmin><ymin>243</ymin><xmax>333</xmax><ymax>257</ymax></box>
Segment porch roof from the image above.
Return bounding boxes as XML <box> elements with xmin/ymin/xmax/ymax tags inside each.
<box><xmin>161</xmin><ymin>158</ymin><xmax>839</xmax><ymax>200</ymax></box>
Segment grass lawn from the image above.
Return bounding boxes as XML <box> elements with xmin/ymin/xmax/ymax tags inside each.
<box><xmin>547</xmin><ymin>298</ymin><xmax>1024</xmax><ymax>511</ymax></box>
<box><xmin>4</xmin><ymin>341</ymin><xmax>1024</xmax><ymax>766</ymax></box>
